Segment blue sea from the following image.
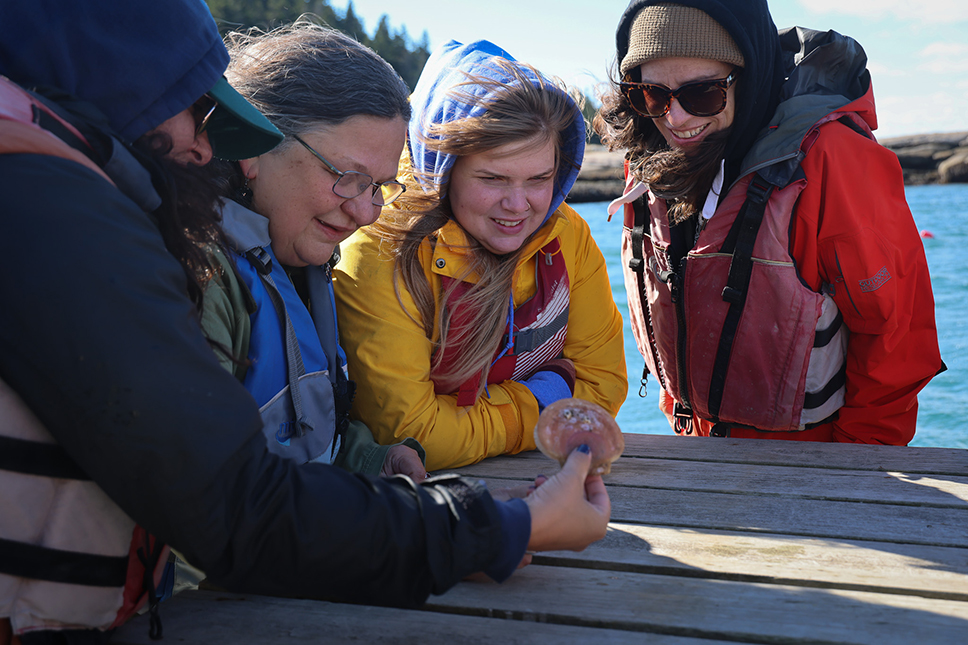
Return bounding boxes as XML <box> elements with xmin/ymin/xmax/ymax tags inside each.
<box><xmin>577</xmin><ymin>184</ymin><xmax>968</xmax><ymax>449</ymax></box>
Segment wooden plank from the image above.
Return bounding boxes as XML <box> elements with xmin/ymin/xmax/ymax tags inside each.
<box><xmin>112</xmin><ymin>590</ymin><xmax>741</xmax><ymax>645</ymax></box>
<box><xmin>605</xmin><ymin>487</ymin><xmax>968</xmax><ymax>548</ymax></box>
<box><xmin>617</xmin><ymin>485</ymin><xmax>967</xmax><ymax>548</ymax></box>
<box><xmin>428</xmin><ymin>564</ymin><xmax>968</xmax><ymax>645</ymax></box>
<box><xmin>447</xmin><ymin>434</ymin><xmax>968</xmax><ymax>476</ymax></box>
<box><xmin>471</xmin><ymin>473</ymin><xmax>968</xmax><ymax>547</ymax></box>
<box><xmin>618</xmin><ymin>434</ymin><xmax>968</xmax><ymax>474</ymax></box>
<box><xmin>461</xmin><ymin>456</ymin><xmax>968</xmax><ymax>508</ymax></box>
<box><xmin>537</xmin><ymin>523</ymin><xmax>968</xmax><ymax>600</ymax></box>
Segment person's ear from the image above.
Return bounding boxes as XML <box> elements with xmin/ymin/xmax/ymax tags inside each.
<box><xmin>239</xmin><ymin>157</ymin><xmax>260</xmax><ymax>180</ymax></box>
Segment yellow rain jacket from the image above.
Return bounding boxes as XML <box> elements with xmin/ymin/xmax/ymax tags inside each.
<box><xmin>334</xmin><ymin>206</ymin><xmax>627</xmax><ymax>471</ymax></box>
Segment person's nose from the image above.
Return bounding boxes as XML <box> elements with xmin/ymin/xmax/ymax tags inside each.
<box><xmin>663</xmin><ymin>98</ymin><xmax>693</xmax><ymax>127</ymax></box>
<box><xmin>342</xmin><ymin>189</ymin><xmax>381</xmax><ymax>227</ymax></box>
<box><xmin>502</xmin><ymin>186</ymin><xmax>530</xmax><ymax>214</ymax></box>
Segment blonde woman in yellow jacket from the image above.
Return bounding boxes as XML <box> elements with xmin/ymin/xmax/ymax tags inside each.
<box><xmin>334</xmin><ymin>40</ymin><xmax>627</xmax><ymax>471</ymax></box>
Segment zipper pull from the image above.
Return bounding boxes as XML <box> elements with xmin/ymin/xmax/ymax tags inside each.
<box><xmin>669</xmin><ymin>271</ymin><xmax>682</xmax><ymax>304</ymax></box>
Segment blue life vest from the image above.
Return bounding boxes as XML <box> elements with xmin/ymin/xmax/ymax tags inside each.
<box><xmin>220</xmin><ymin>200</ymin><xmax>351</xmax><ymax>464</ymax></box>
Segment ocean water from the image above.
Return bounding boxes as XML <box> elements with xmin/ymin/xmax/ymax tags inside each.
<box><xmin>576</xmin><ymin>183</ymin><xmax>968</xmax><ymax>449</ymax></box>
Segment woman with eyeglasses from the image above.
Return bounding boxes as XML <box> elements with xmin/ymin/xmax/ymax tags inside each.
<box><xmin>333</xmin><ymin>40</ymin><xmax>628</xmax><ymax>471</ymax></box>
<box><xmin>200</xmin><ymin>23</ymin><xmax>610</xmax><ymax>587</ymax></box>
<box><xmin>197</xmin><ymin>22</ymin><xmax>426</xmax><ymax>479</ymax></box>
<box><xmin>595</xmin><ymin>0</ymin><xmax>942</xmax><ymax>444</ymax></box>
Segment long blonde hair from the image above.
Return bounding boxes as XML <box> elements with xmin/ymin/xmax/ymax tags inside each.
<box><xmin>371</xmin><ymin>60</ymin><xmax>583</xmax><ymax>395</ymax></box>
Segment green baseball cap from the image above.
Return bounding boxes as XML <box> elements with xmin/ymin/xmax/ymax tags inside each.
<box><xmin>203</xmin><ymin>76</ymin><xmax>284</xmax><ymax>160</ymax></box>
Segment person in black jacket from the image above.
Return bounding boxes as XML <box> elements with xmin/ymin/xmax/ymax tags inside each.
<box><xmin>0</xmin><ymin>1</ymin><xmax>610</xmax><ymax>641</ymax></box>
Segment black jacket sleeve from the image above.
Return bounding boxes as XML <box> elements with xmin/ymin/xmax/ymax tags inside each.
<box><xmin>0</xmin><ymin>154</ymin><xmax>520</xmax><ymax>607</ymax></box>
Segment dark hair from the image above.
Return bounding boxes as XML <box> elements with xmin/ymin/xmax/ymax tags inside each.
<box><xmin>132</xmin><ymin>132</ymin><xmax>224</xmax><ymax>309</ymax></box>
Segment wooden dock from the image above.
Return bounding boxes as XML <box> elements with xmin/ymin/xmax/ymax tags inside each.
<box><xmin>115</xmin><ymin>433</ymin><xmax>968</xmax><ymax>644</ymax></box>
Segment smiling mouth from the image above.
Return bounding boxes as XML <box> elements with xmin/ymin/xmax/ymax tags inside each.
<box><xmin>316</xmin><ymin>218</ymin><xmax>355</xmax><ymax>237</ymax></box>
<box><xmin>672</xmin><ymin>124</ymin><xmax>708</xmax><ymax>140</ymax></box>
<box><xmin>494</xmin><ymin>218</ymin><xmax>525</xmax><ymax>228</ymax></box>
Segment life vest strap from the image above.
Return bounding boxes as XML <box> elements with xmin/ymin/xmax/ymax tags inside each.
<box><xmin>628</xmin><ymin>194</ymin><xmax>649</xmax><ymax>273</ymax></box>
<box><xmin>0</xmin><ymin>537</ymin><xmax>127</xmax><ymax>588</ymax></box>
<box><xmin>259</xmin><ymin>267</ymin><xmax>313</xmax><ymax>437</ymax></box>
<box><xmin>512</xmin><ymin>306</ymin><xmax>569</xmax><ymax>355</ymax></box>
<box><xmin>0</xmin><ymin>435</ymin><xmax>89</xmax><ymax>480</ymax></box>
<box><xmin>707</xmin><ymin>173</ymin><xmax>776</xmax><ymax>421</ymax></box>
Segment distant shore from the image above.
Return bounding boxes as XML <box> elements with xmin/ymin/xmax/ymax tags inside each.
<box><xmin>569</xmin><ymin>131</ymin><xmax>968</xmax><ymax>203</ymax></box>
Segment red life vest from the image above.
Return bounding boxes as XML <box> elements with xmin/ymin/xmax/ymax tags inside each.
<box><xmin>621</xmin><ymin>119</ymin><xmax>854</xmax><ymax>433</ymax></box>
<box><xmin>433</xmin><ymin>239</ymin><xmax>570</xmax><ymax>406</ymax></box>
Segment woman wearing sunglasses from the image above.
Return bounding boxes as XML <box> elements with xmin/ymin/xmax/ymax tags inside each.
<box><xmin>596</xmin><ymin>0</ymin><xmax>942</xmax><ymax>445</ymax></box>
<box><xmin>333</xmin><ymin>40</ymin><xmax>628</xmax><ymax>470</ymax></box>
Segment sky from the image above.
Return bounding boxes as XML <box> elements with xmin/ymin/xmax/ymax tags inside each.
<box><xmin>341</xmin><ymin>0</ymin><xmax>968</xmax><ymax>141</ymax></box>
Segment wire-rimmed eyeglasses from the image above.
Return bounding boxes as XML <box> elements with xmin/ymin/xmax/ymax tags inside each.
<box><xmin>293</xmin><ymin>134</ymin><xmax>406</xmax><ymax>207</ymax></box>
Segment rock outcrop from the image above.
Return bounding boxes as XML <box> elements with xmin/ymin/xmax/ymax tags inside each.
<box><xmin>881</xmin><ymin>131</ymin><xmax>968</xmax><ymax>186</ymax></box>
<box><xmin>569</xmin><ymin>131</ymin><xmax>968</xmax><ymax>203</ymax></box>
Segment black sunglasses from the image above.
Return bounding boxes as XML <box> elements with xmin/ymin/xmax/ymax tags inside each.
<box><xmin>620</xmin><ymin>71</ymin><xmax>738</xmax><ymax>118</ymax></box>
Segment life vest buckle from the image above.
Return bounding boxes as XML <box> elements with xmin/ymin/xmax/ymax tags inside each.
<box><xmin>245</xmin><ymin>247</ymin><xmax>273</xmax><ymax>275</ymax></box>
<box><xmin>514</xmin><ymin>328</ymin><xmax>536</xmax><ymax>354</ymax></box>
<box><xmin>672</xmin><ymin>401</ymin><xmax>693</xmax><ymax>435</ymax></box>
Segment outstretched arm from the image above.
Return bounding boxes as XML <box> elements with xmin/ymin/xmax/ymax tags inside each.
<box><xmin>0</xmin><ymin>155</ymin><xmax>523</xmax><ymax>607</ymax></box>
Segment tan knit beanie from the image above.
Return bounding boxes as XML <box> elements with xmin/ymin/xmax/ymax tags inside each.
<box><xmin>620</xmin><ymin>3</ymin><xmax>745</xmax><ymax>77</ymax></box>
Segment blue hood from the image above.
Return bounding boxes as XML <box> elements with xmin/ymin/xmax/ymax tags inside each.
<box><xmin>0</xmin><ymin>0</ymin><xmax>228</xmax><ymax>143</ymax></box>
<box><xmin>408</xmin><ymin>40</ymin><xmax>586</xmax><ymax>225</ymax></box>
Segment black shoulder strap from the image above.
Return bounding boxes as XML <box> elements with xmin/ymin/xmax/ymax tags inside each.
<box><xmin>0</xmin><ymin>435</ymin><xmax>89</xmax><ymax>480</ymax></box>
<box><xmin>628</xmin><ymin>193</ymin><xmax>649</xmax><ymax>274</ymax></box>
<box><xmin>707</xmin><ymin>173</ymin><xmax>776</xmax><ymax>420</ymax></box>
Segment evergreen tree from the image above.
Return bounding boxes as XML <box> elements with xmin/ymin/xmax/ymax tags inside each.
<box><xmin>582</xmin><ymin>94</ymin><xmax>602</xmax><ymax>145</ymax></box>
<box><xmin>204</xmin><ymin>0</ymin><xmax>428</xmax><ymax>89</ymax></box>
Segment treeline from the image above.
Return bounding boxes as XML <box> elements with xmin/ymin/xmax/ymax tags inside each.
<box><xmin>204</xmin><ymin>1</ymin><xmax>430</xmax><ymax>89</ymax></box>
<box><xmin>204</xmin><ymin>1</ymin><xmax>601</xmax><ymax>142</ymax></box>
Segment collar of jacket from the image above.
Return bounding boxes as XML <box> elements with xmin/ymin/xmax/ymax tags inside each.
<box><xmin>220</xmin><ymin>199</ymin><xmax>271</xmax><ymax>254</ymax></box>
<box><xmin>737</xmin><ymin>27</ymin><xmax>873</xmax><ymax>189</ymax></box>
<box><xmin>427</xmin><ymin>209</ymin><xmax>569</xmax><ymax>283</ymax></box>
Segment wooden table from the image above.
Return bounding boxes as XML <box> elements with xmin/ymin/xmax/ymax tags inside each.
<box><xmin>115</xmin><ymin>434</ymin><xmax>968</xmax><ymax>644</ymax></box>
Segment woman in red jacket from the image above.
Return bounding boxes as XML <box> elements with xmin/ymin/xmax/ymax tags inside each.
<box><xmin>595</xmin><ymin>0</ymin><xmax>943</xmax><ymax>444</ymax></box>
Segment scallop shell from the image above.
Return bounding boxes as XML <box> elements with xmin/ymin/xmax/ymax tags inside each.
<box><xmin>534</xmin><ymin>398</ymin><xmax>624</xmax><ymax>475</ymax></box>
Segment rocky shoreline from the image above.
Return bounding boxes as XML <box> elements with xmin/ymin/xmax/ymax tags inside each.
<box><xmin>569</xmin><ymin>131</ymin><xmax>968</xmax><ymax>203</ymax></box>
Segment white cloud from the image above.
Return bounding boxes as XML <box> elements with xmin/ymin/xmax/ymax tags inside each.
<box><xmin>875</xmin><ymin>90</ymin><xmax>968</xmax><ymax>138</ymax></box>
<box><xmin>867</xmin><ymin>61</ymin><xmax>905</xmax><ymax>78</ymax></box>
<box><xmin>797</xmin><ymin>0</ymin><xmax>968</xmax><ymax>23</ymax></box>
<box><xmin>918</xmin><ymin>42</ymin><xmax>968</xmax><ymax>74</ymax></box>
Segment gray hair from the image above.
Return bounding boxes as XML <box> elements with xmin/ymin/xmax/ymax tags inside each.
<box><xmin>224</xmin><ymin>19</ymin><xmax>411</xmax><ymax>147</ymax></box>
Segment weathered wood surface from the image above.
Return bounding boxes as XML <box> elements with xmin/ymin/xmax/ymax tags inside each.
<box><xmin>114</xmin><ymin>434</ymin><xmax>968</xmax><ymax>644</ymax></box>
<box><xmin>426</xmin><ymin>564</ymin><xmax>968</xmax><ymax>645</ymax></box>
<box><xmin>451</xmin><ymin>433</ymin><xmax>968</xmax><ymax>476</ymax></box>
<box><xmin>114</xmin><ymin>590</ymin><xmax>738</xmax><ymax>645</ymax></box>
<box><xmin>538</xmin><ymin>523</ymin><xmax>968</xmax><ymax>599</ymax></box>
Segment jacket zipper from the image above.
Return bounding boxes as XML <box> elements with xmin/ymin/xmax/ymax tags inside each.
<box><xmin>669</xmin><ymin>256</ymin><xmax>692</xmax><ymax>411</ymax></box>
